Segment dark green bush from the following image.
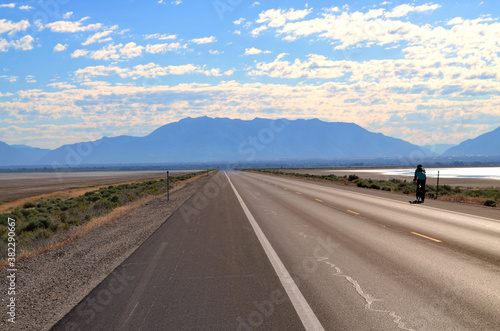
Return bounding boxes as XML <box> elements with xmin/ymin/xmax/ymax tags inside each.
<box><xmin>483</xmin><ymin>199</ymin><xmax>497</xmax><ymax>207</ymax></box>
<box><xmin>23</xmin><ymin>202</ymin><xmax>36</xmax><ymax>208</ymax></box>
<box><xmin>348</xmin><ymin>174</ymin><xmax>359</xmax><ymax>181</ymax></box>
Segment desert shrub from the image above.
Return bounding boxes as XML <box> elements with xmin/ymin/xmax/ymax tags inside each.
<box><xmin>348</xmin><ymin>174</ymin><xmax>359</xmax><ymax>181</ymax></box>
<box><xmin>23</xmin><ymin>202</ymin><xmax>36</xmax><ymax>209</ymax></box>
<box><xmin>21</xmin><ymin>208</ymin><xmax>38</xmax><ymax>218</ymax></box>
<box><xmin>0</xmin><ymin>213</ymin><xmax>16</xmax><ymax>226</ymax></box>
<box><xmin>22</xmin><ymin>220</ymin><xmax>41</xmax><ymax>233</ymax></box>
<box><xmin>357</xmin><ymin>181</ymin><xmax>369</xmax><ymax>188</ymax></box>
<box><xmin>483</xmin><ymin>199</ymin><xmax>497</xmax><ymax>207</ymax></box>
<box><xmin>370</xmin><ymin>183</ymin><xmax>381</xmax><ymax>190</ymax></box>
<box><xmin>110</xmin><ymin>195</ymin><xmax>120</xmax><ymax>203</ymax></box>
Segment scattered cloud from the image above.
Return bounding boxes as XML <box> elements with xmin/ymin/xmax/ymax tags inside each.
<box><xmin>74</xmin><ymin>63</ymin><xmax>230</xmax><ymax>80</ymax></box>
<box><xmin>45</xmin><ymin>17</ymin><xmax>102</xmax><ymax>33</ymax></box>
<box><xmin>251</xmin><ymin>7</ymin><xmax>312</xmax><ymax>36</ymax></box>
<box><xmin>72</xmin><ymin>42</ymin><xmax>145</xmax><ymax>61</ymax></box>
<box><xmin>244</xmin><ymin>47</ymin><xmax>268</xmax><ymax>55</ymax></box>
<box><xmin>234</xmin><ymin>18</ymin><xmax>245</xmax><ymax>25</ymax></box>
<box><xmin>190</xmin><ymin>36</ymin><xmax>217</xmax><ymax>44</ymax></box>
<box><xmin>47</xmin><ymin>82</ymin><xmax>77</xmax><ymax>90</ymax></box>
<box><xmin>82</xmin><ymin>30</ymin><xmax>114</xmax><ymax>46</ymax></box>
<box><xmin>145</xmin><ymin>42</ymin><xmax>186</xmax><ymax>53</ymax></box>
<box><xmin>0</xmin><ymin>35</ymin><xmax>35</xmax><ymax>52</ymax></box>
<box><xmin>0</xmin><ymin>19</ymin><xmax>30</xmax><ymax>36</ymax></box>
<box><xmin>144</xmin><ymin>33</ymin><xmax>177</xmax><ymax>40</ymax></box>
<box><xmin>0</xmin><ymin>3</ymin><xmax>15</xmax><ymax>9</ymax></box>
<box><xmin>0</xmin><ymin>75</ymin><xmax>17</xmax><ymax>82</ymax></box>
<box><xmin>26</xmin><ymin>75</ymin><xmax>36</xmax><ymax>83</ymax></box>
<box><xmin>63</xmin><ymin>12</ymin><xmax>74</xmax><ymax>19</ymax></box>
<box><xmin>54</xmin><ymin>43</ymin><xmax>68</xmax><ymax>52</ymax></box>
<box><xmin>19</xmin><ymin>5</ymin><xmax>34</xmax><ymax>11</ymax></box>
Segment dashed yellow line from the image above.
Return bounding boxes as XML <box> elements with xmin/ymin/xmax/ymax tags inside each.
<box><xmin>315</xmin><ymin>198</ymin><xmax>323</xmax><ymax>203</ymax></box>
<box><xmin>411</xmin><ymin>232</ymin><xmax>442</xmax><ymax>243</ymax></box>
<box><xmin>347</xmin><ymin>210</ymin><xmax>360</xmax><ymax>215</ymax></box>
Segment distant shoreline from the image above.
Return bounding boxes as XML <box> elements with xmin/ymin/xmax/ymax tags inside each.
<box><xmin>279</xmin><ymin>167</ymin><xmax>500</xmax><ymax>189</ymax></box>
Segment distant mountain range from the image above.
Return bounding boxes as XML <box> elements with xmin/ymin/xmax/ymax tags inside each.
<box><xmin>442</xmin><ymin>127</ymin><xmax>500</xmax><ymax>157</ymax></box>
<box><xmin>1</xmin><ymin>117</ymin><xmax>499</xmax><ymax>167</ymax></box>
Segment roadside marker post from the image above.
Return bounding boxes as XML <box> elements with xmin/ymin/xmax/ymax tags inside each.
<box><xmin>167</xmin><ymin>171</ymin><xmax>170</xmax><ymax>201</ymax></box>
<box><xmin>436</xmin><ymin>171</ymin><xmax>440</xmax><ymax>200</ymax></box>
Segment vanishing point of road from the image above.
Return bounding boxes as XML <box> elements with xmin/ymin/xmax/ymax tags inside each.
<box><xmin>52</xmin><ymin>171</ymin><xmax>500</xmax><ymax>330</ymax></box>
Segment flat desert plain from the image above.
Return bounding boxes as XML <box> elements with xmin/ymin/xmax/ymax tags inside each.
<box><xmin>0</xmin><ymin>170</ymin><xmax>182</xmax><ymax>204</ymax></box>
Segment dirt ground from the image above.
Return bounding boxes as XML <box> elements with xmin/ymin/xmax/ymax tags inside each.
<box><xmin>0</xmin><ymin>171</ymin><xmax>216</xmax><ymax>331</ymax></box>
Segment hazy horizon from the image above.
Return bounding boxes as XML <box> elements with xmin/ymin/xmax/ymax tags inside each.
<box><xmin>1</xmin><ymin>1</ymin><xmax>499</xmax><ymax>149</ymax></box>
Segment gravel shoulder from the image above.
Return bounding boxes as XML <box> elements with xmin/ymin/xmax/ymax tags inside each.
<box><xmin>0</xmin><ymin>171</ymin><xmax>216</xmax><ymax>331</ymax></box>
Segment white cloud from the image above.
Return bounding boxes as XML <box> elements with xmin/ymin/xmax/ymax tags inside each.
<box><xmin>47</xmin><ymin>82</ymin><xmax>77</xmax><ymax>90</ymax></box>
<box><xmin>26</xmin><ymin>75</ymin><xmax>36</xmax><ymax>83</ymax></box>
<box><xmin>0</xmin><ymin>3</ymin><xmax>15</xmax><ymax>8</ymax></box>
<box><xmin>234</xmin><ymin>18</ymin><xmax>245</xmax><ymax>25</ymax></box>
<box><xmin>63</xmin><ymin>12</ymin><xmax>74</xmax><ymax>19</ymax></box>
<box><xmin>252</xmin><ymin>7</ymin><xmax>312</xmax><ymax>36</ymax></box>
<box><xmin>209</xmin><ymin>49</ymin><xmax>223</xmax><ymax>55</ymax></box>
<box><xmin>0</xmin><ymin>35</ymin><xmax>34</xmax><ymax>52</ymax></box>
<box><xmin>73</xmin><ymin>42</ymin><xmax>145</xmax><ymax>61</ymax></box>
<box><xmin>120</xmin><ymin>42</ymin><xmax>144</xmax><ymax>59</ymax></box>
<box><xmin>82</xmin><ymin>30</ymin><xmax>114</xmax><ymax>45</ymax></box>
<box><xmin>190</xmin><ymin>36</ymin><xmax>217</xmax><ymax>44</ymax></box>
<box><xmin>0</xmin><ymin>75</ymin><xmax>17</xmax><ymax>82</ymax></box>
<box><xmin>75</xmin><ymin>65</ymin><xmax>129</xmax><ymax>80</ymax></box>
<box><xmin>244</xmin><ymin>47</ymin><xmax>263</xmax><ymax>55</ymax></box>
<box><xmin>71</xmin><ymin>49</ymin><xmax>89</xmax><ymax>58</ymax></box>
<box><xmin>45</xmin><ymin>17</ymin><xmax>102</xmax><ymax>33</ymax></box>
<box><xmin>144</xmin><ymin>33</ymin><xmax>177</xmax><ymax>40</ymax></box>
<box><xmin>385</xmin><ymin>3</ymin><xmax>441</xmax><ymax>18</ymax></box>
<box><xmin>0</xmin><ymin>19</ymin><xmax>30</xmax><ymax>36</ymax></box>
<box><xmin>54</xmin><ymin>43</ymin><xmax>68</xmax><ymax>52</ymax></box>
<box><xmin>251</xmin><ymin>2</ymin><xmax>260</xmax><ymax>7</ymax></box>
<box><xmin>447</xmin><ymin>17</ymin><xmax>464</xmax><ymax>25</ymax></box>
<box><xmin>19</xmin><ymin>5</ymin><xmax>34</xmax><ymax>11</ymax></box>
<box><xmin>74</xmin><ymin>63</ymin><xmax>230</xmax><ymax>80</ymax></box>
<box><xmin>145</xmin><ymin>42</ymin><xmax>186</xmax><ymax>53</ymax></box>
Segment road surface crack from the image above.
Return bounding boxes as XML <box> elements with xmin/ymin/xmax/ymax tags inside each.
<box><xmin>317</xmin><ymin>256</ymin><xmax>415</xmax><ymax>331</ymax></box>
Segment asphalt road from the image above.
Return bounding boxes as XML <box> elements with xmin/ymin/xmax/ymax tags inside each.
<box><xmin>52</xmin><ymin>171</ymin><xmax>500</xmax><ymax>330</ymax></box>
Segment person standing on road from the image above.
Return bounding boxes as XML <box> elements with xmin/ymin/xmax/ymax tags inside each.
<box><xmin>413</xmin><ymin>164</ymin><xmax>426</xmax><ymax>203</ymax></box>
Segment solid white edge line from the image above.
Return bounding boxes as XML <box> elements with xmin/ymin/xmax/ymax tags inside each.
<box><xmin>225</xmin><ymin>172</ymin><xmax>325</xmax><ymax>331</ymax></box>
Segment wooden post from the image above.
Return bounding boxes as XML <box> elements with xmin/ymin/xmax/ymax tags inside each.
<box><xmin>436</xmin><ymin>171</ymin><xmax>439</xmax><ymax>200</ymax></box>
<box><xmin>167</xmin><ymin>171</ymin><xmax>170</xmax><ymax>201</ymax></box>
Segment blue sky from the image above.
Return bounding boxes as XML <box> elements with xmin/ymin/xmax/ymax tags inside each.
<box><xmin>0</xmin><ymin>0</ymin><xmax>499</xmax><ymax>149</ymax></box>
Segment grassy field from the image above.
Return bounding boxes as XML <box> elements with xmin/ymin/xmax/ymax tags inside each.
<box><xmin>248</xmin><ymin>169</ymin><xmax>499</xmax><ymax>208</ymax></box>
<box><xmin>0</xmin><ymin>171</ymin><xmax>210</xmax><ymax>259</ymax></box>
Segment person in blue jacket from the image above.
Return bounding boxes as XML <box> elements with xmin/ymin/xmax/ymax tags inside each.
<box><xmin>413</xmin><ymin>164</ymin><xmax>426</xmax><ymax>202</ymax></box>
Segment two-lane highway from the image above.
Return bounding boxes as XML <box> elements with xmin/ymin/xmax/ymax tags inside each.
<box><xmin>53</xmin><ymin>171</ymin><xmax>500</xmax><ymax>330</ymax></box>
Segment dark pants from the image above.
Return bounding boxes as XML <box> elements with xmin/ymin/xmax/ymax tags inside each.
<box><xmin>416</xmin><ymin>179</ymin><xmax>426</xmax><ymax>201</ymax></box>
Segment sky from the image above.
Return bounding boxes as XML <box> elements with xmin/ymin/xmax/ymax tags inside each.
<box><xmin>0</xmin><ymin>0</ymin><xmax>499</xmax><ymax>150</ymax></box>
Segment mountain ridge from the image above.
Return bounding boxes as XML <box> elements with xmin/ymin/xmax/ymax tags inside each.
<box><xmin>4</xmin><ymin>117</ymin><xmax>498</xmax><ymax>167</ymax></box>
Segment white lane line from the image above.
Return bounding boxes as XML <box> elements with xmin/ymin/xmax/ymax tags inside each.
<box><xmin>226</xmin><ymin>173</ymin><xmax>325</xmax><ymax>331</ymax></box>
